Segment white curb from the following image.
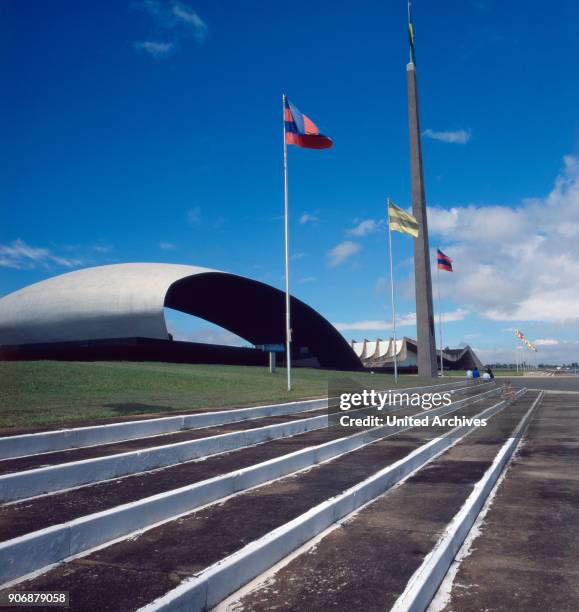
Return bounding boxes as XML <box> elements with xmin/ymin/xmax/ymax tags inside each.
<box><xmin>0</xmin><ymin>382</ymin><xmax>479</xmax><ymax>502</ymax></box>
<box><xmin>390</xmin><ymin>390</ymin><xmax>543</xmax><ymax>612</ymax></box>
<box><xmin>0</xmin><ymin>380</ymin><xmax>472</xmax><ymax>461</ymax></box>
<box><xmin>0</xmin><ymin>399</ymin><xmax>329</xmax><ymax>461</ymax></box>
<box><xmin>0</xmin><ymin>385</ymin><xmax>498</xmax><ymax>585</ymax></box>
<box><xmin>0</xmin><ymin>412</ymin><xmax>328</xmax><ymax>504</ymax></box>
<box><xmin>137</xmin><ymin>389</ymin><xmax>524</xmax><ymax>611</ymax></box>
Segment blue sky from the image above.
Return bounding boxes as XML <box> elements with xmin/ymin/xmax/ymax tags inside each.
<box><xmin>2</xmin><ymin>0</ymin><xmax>579</xmax><ymax>363</ymax></box>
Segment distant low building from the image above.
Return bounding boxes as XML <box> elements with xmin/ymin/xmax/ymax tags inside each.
<box><xmin>351</xmin><ymin>337</ymin><xmax>483</xmax><ymax>372</ymax></box>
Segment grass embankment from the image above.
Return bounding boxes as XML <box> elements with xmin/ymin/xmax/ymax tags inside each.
<box><xmin>0</xmin><ymin>361</ymin><xmax>451</xmax><ymax>430</ymax></box>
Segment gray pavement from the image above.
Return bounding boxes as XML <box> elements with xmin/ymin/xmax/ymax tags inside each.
<box><xmin>440</xmin><ymin>392</ymin><xmax>579</xmax><ymax>611</ymax></box>
<box><xmin>0</xmin><ymin>399</ymin><xmax>504</xmax><ymax>611</ymax></box>
<box><xmin>231</xmin><ymin>394</ymin><xmax>538</xmax><ymax>611</ymax></box>
<box><xmin>503</xmin><ymin>376</ymin><xmax>579</xmax><ymax>392</ymax></box>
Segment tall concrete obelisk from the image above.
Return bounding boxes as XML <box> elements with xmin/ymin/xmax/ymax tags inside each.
<box><xmin>407</xmin><ymin>60</ymin><xmax>438</xmax><ymax>377</ymax></box>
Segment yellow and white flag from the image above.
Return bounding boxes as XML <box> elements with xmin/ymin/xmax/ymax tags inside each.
<box><xmin>388</xmin><ymin>201</ymin><xmax>419</xmax><ymax>238</ymax></box>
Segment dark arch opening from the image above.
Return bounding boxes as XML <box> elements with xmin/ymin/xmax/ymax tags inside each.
<box><xmin>164</xmin><ymin>272</ymin><xmax>361</xmax><ymax>370</ymax></box>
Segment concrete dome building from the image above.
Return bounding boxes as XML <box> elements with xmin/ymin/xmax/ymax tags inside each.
<box><xmin>351</xmin><ymin>337</ymin><xmax>483</xmax><ymax>372</ymax></box>
<box><xmin>0</xmin><ymin>263</ymin><xmax>361</xmax><ymax>370</ymax></box>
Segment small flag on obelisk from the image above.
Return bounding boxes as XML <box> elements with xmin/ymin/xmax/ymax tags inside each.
<box><xmin>408</xmin><ymin>0</ymin><xmax>416</xmax><ymax>64</ymax></box>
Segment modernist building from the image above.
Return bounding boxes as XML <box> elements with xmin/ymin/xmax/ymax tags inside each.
<box><xmin>351</xmin><ymin>337</ymin><xmax>483</xmax><ymax>372</ymax></box>
<box><xmin>0</xmin><ymin>263</ymin><xmax>361</xmax><ymax>370</ymax></box>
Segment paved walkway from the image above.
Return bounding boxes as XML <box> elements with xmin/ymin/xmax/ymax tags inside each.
<box><xmin>505</xmin><ymin>376</ymin><xmax>579</xmax><ymax>393</ymax></box>
<box><xmin>440</xmin><ymin>392</ymin><xmax>579</xmax><ymax>611</ymax></box>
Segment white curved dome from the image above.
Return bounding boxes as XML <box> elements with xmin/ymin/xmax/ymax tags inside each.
<box><xmin>0</xmin><ymin>263</ymin><xmax>216</xmax><ymax>346</ymax></box>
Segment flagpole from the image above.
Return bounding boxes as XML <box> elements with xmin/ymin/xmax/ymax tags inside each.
<box><xmin>387</xmin><ymin>198</ymin><xmax>398</xmax><ymax>381</ymax></box>
<box><xmin>436</xmin><ymin>251</ymin><xmax>444</xmax><ymax>376</ymax></box>
<box><xmin>282</xmin><ymin>94</ymin><xmax>292</xmax><ymax>392</ymax></box>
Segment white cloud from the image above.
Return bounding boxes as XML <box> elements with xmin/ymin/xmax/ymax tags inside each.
<box><xmin>375</xmin><ymin>276</ymin><xmax>388</xmax><ymax>294</ymax></box>
<box><xmin>187</xmin><ymin>206</ymin><xmax>202</xmax><ymax>225</ymax></box>
<box><xmin>534</xmin><ymin>338</ymin><xmax>559</xmax><ymax>346</ymax></box>
<box><xmin>91</xmin><ymin>243</ymin><xmax>113</xmax><ymax>253</ymax></box>
<box><xmin>346</xmin><ymin>219</ymin><xmax>382</xmax><ymax>237</ymax></box>
<box><xmin>298</xmin><ymin>276</ymin><xmax>317</xmax><ymax>284</ymax></box>
<box><xmin>440</xmin><ymin>308</ymin><xmax>470</xmax><ymax>323</ymax></box>
<box><xmin>172</xmin><ymin>3</ymin><xmax>208</xmax><ymax>41</ymax></box>
<box><xmin>299</xmin><ymin>213</ymin><xmax>318</xmax><ymax>224</ymax></box>
<box><xmin>291</xmin><ymin>251</ymin><xmax>307</xmax><ymax>260</ymax></box>
<box><xmin>327</xmin><ymin>241</ymin><xmax>361</xmax><ymax>267</ymax></box>
<box><xmin>0</xmin><ymin>239</ymin><xmax>82</xmax><ymax>270</ymax></box>
<box><xmin>136</xmin><ymin>1</ymin><xmax>208</xmax><ymax>48</ymax></box>
<box><xmin>474</xmin><ymin>341</ymin><xmax>579</xmax><ymax>366</ymax></box>
<box><xmin>427</xmin><ymin>207</ymin><xmax>460</xmax><ymax>235</ymax></box>
<box><xmin>334</xmin><ymin>309</ymin><xmax>468</xmax><ymax>331</ymax></box>
<box><xmin>133</xmin><ymin>41</ymin><xmax>175</xmax><ymax>59</ymax></box>
<box><xmin>428</xmin><ymin>205</ymin><xmax>528</xmax><ymax>243</ymax></box>
<box><xmin>159</xmin><ymin>241</ymin><xmax>176</xmax><ymax>250</ymax></box>
<box><xmin>427</xmin><ymin>155</ymin><xmax>579</xmax><ymax>324</ymax></box>
<box><xmin>169</xmin><ymin>325</ymin><xmax>248</xmax><ymax>346</ymax></box>
<box><xmin>333</xmin><ymin>316</ymin><xmax>411</xmax><ymax>332</ymax></box>
<box><xmin>423</xmin><ymin>129</ymin><xmax>472</xmax><ymax>144</ymax></box>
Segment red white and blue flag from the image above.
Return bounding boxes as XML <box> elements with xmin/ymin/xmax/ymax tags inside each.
<box><xmin>284</xmin><ymin>98</ymin><xmax>333</xmax><ymax>150</ymax></box>
<box><xmin>437</xmin><ymin>249</ymin><xmax>453</xmax><ymax>272</ymax></box>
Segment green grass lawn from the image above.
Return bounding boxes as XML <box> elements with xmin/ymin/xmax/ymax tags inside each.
<box><xmin>0</xmin><ymin>361</ymin><xmax>452</xmax><ymax>430</ymax></box>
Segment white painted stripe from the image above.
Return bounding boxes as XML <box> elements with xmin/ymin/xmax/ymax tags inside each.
<box><xmin>0</xmin><ymin>412</ymin><xmax>327</xmax><ymax>504</ymax></box>
<box><xmin>0</xmin><ymin>399</ymin><xmax>328</xmax><ymax>461</ymax></box>
<box><xmin>0</xmin><ymin>382</ymin><xmax>479</xmax><ymax>502</ymax></box>
<box><xmin>137</xmin><ymin>389</ymin><xmax>523</xmax><ymax>612</ymax></box>
<box><xmin>0</xmin><ymin>386</ymin><xmax>498</xmax><ymax>586</ymax></box>
<box><xmin>390</xmin><ymin>390</ymin><xmax>543</xmax><ymax>612</ymax></box>
<box><xmin>0</xmin><ymin>380</ymin><xmax>472</xmax><ymax>461</ymax></box>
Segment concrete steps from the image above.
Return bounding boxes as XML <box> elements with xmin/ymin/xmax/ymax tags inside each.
<box><xmin>0</xmin><ymin>385</ymin><xmax>509</xmax><ymax>609</ymax></box>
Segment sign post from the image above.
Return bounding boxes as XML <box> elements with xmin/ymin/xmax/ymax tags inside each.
<box><xmin>257</xmin><ymin>344</ymin><xmax>285</xmax><ymax>375</ymax></box>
